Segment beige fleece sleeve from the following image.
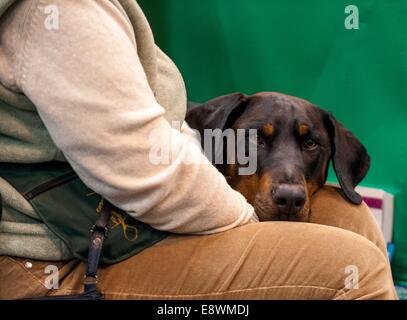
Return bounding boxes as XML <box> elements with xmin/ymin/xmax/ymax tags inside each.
<box><xmin>2</xmin><ymin>0</ymin><xmax>257</xmax><ymax>234</ymax></box>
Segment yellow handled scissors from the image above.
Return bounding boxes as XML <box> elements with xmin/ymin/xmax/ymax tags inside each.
<box><xmin>92</xmin><ymin>196</ymin><xmax>139</xmax><ymax>242</ymax></box>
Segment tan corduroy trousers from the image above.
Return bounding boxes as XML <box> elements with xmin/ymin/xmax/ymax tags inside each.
<box><xmin>0</xmin><ymin>187</ymin><xmax>398</xmax><ymax>300</ymax></box>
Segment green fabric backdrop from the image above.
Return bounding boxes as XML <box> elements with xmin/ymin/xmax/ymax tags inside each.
<box><xmin>138</xmin><ymin>0</ymin><xmax>407</xmax><ymax>284</ymax></box>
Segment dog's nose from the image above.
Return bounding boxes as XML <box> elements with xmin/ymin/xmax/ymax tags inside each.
<box><xmin>272</xmin><ymin>185</ymin><xmax>306</xmax><ymax>216</ymax></box>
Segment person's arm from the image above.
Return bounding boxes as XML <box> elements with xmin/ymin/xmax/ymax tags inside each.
<box><xmin>4</xmin><ymin>0</ymin><xmax>257</xmax><ymax>234</ymax></box>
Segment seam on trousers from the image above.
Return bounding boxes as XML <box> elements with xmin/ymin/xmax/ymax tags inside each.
<box><xmin>334</xmin><ymin>287</ymin><xmax>391</xmax><ymax>300</ymax></box>
<box><xmin>53</xmin><ymin>284</ymin><xmax>343</xmax><ymax>299</ymax></box>
<box><xmin>218</xmin><ymin>228</ymin><xmax>262</xmax><ymax>292</ymax></box>
<box><xmin>5</xmin><ymin>256</ymin><xmax>49</xmax><ymax>290</ymax></box>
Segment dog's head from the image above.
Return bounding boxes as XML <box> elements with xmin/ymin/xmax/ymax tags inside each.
<box><xmin>186</xmin><ymin>92</ymin><xmax>370</xmax><ymax>221</ymax></box>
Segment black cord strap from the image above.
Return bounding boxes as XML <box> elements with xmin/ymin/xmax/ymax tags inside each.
<box><xmin>83</xmin><ymin>199</ymin><xmax>112</xmax><ymax>296</ymax></box>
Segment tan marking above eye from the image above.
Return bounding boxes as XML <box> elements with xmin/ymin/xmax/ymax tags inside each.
<box><xmin>261</xmin><ymin>124</ymin><xmax>274</xmax><ymax>137</ymax></box>
<box><xmin>298</xmin><ymin>124</ymin><xmax>309</xmax><ymax>136</ymax></box>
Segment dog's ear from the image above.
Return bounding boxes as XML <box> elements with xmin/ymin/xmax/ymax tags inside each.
<box><xmin>186</xmin><ymin>93</ymin><xmax>248</xmax><ymax>136</ymax></box>
<box><xmin>323</xmin><ymin>111</ymin><xmax>370</xmax><ymax>204</ymax></box>
<box><xmin>186</xmin><ymin>93</ymin><xmax>248</xmax><ymax>171</ymax></box>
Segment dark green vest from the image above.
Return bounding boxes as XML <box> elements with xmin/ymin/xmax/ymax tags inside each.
<box><xmin>0</xmin><ymin>162</ymin><xmax>167</xmax><ymax>264</ymax></box>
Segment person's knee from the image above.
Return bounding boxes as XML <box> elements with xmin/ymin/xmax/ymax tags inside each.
<box><xmin>331</xmin><ymin>233</ymin><xmax>395</xmax><ymax>299</ymax></box>
<box><xmin>245</xmin><ymin>222</ymin><xmax>395</xmax><ymax>299</ymax></box>
<box><xmin>310</xmin><ymin>186</ymin><xmax>387</xmax><ymax>255</ymax></box>
<box><xmin>311</xmin><ymin>186</ymin><xmax>371</xmax><ymax>218</ymax></box>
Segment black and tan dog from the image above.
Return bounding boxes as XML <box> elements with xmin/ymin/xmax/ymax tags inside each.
<box><xmin>186</xmin><ymin>92</ymin><xmax>370</xmax><ymax>222</ymax></box>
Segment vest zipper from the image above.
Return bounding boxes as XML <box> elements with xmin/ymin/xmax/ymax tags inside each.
<box><xmin>24</xmin><ymin>171</ymin><xmax>79</xmax><ymax>200</ymax></box>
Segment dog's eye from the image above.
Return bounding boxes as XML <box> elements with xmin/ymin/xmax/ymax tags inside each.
<box><xmin>249</xmin><ymin>133</ymin><xmax>265</xmax><ymax>147</ymax></box>
<box><xmin>302</xmin><ymin>138</ymin><xmax>318</xmax><ymax>150</ymax></box>
<box><xmin>256</xmin><ymin>135</ymin><xmax>266</xmax><ymax>147</ymax></box>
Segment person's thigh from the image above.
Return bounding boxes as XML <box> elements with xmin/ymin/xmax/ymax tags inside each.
<box><xmin>53</xmin><ymin>222</ymin><xmax>396</xmax><ymax>300</ymax></box>
<box><xmin>309</xmin><ymin>186</ymin><xmax>398</xmax><ymax>298</ymax></box>
<box><xmin>310</xmin><ymin>186</ymin><xmax>387</xmax><ymax>255</ymax></box>
<box><xmin>0</xmin><ymin>256</ymin><xmax>79</xmax><ymax>299</ymax></box>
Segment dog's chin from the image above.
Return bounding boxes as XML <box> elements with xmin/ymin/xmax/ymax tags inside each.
<box><xmin>252</xmin><ymin>197</ymin><xmax>310</xmax><ymax>222</ymax></box>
